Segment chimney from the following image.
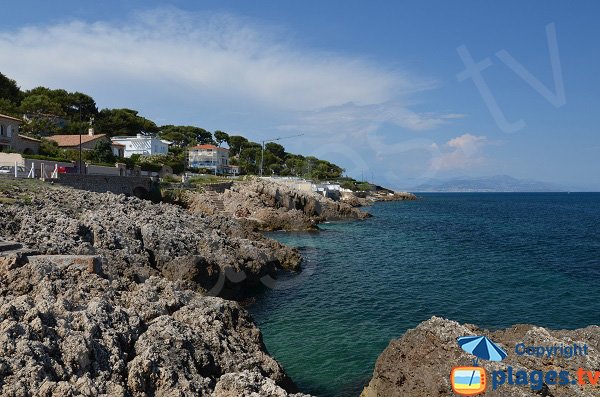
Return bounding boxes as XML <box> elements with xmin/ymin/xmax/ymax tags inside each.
<box><xmin>88</xmin><ymin>127</ymin><xmax>95</xmax><ymax>136</ymax></box>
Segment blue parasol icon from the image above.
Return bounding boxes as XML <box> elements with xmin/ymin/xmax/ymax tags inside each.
<box><xmin>457</xmin><ymin>335</ymin><xmax>507</xmax><ymax>388</ymax></box>
<box><xmin>458</xmin><ymin>335</ymin><xmax>507</xmax><ymax>365</ymax></box>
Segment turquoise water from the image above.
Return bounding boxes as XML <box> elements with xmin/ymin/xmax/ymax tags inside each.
<box><xmin>249</xmin><ymin>193</ymin><xmax>600</xmax><ymax>397</ymax></box>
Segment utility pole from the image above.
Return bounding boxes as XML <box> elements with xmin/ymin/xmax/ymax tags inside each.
<box><xmin>78</xmin><ymin>104</ymin><xmax>82</xmax><ymax>174</ymax></box>
<box><xmin>259</xmin><ymin>133</ymin><xmax>304</xmax><ymax>177</ymax></box>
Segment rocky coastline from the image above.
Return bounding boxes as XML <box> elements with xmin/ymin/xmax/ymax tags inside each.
<box><xmin>5</xmin><ymin>179</ymin><xmax>593</xmax><ymax>397</ymax></box>
<box><xmin>0</xmin><ymin>184</ymin><xmax>302</xmax><ymax>295</ymax></box>
<box><xmin>0</xmin><ymin>175</ymin><xmax>404</xmax><ymax>396</ymax></box>
<box><xmin>183</xmin><ymin>178</ymin><xmax>415</xmax><ymax>232</ymax></box>
<box><xmin>361</xmin><ymin>317</ymin><xmax>600</xmax><ymax>397</ymax></box>
<box><xmin>0</xmin><ymin>180</ymin><xmax>315</xmax><ymax>396</ymax></box>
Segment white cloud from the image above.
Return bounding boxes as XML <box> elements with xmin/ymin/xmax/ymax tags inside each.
<box><xmin>430</xmin><ymin>133</ymin><xmax>488</xmax><ymax>171</ymax></box>
<box><xmin>280</xmin><ymin>102</ymin><xmax>462</xmax><ymax>139</ymax></box>
<box><xmin>0</xmin><ymin>9</ymin><xmax>424</xmax><ymax>113</ymax></box>
<box><xmin>0</xmin><ymin>8</ymin><xmax>468</xmax><ymax>186</ymax></box>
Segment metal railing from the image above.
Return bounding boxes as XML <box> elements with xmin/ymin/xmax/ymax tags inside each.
<box><xmin>0</xmin><ymin>161</ymin><xmax>59</xmax><ymax>180</ymax></box>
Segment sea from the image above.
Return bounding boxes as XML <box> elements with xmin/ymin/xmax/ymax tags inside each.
<box><xmin>248</xmin><ymin>193</ymin><xmax>600</xmax><ymax>397</ymax></box>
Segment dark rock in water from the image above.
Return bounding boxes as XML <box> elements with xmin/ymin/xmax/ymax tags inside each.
<box><xmin>361</xmin><ymin>317</ymin><xmax>600</xmax><ymax>397</ymax></box>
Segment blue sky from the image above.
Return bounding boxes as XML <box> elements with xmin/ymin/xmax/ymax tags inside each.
<box><xmin>2</xmin><ymin>1</ymin><xmax>599</xmax><ymax>190</ymax></box>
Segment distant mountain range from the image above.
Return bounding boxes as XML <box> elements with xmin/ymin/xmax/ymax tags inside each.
<box><xmin>411</xmin><ymin>175</ymin><xmax>567</xmax><ymax>192</ymax></box>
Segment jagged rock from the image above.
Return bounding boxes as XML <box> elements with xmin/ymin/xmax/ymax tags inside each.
<box><xmin>339</xmin><ymin>194</ymin><xmax>370</xmax><ymax>207</ymax></box>
<box><xmin>361</xmin><ymin>317</ymin><xmax>600</xmax><ymax>397</ymax></box>
<box><xmin>187</xmin><ymin>179</ymin><xmax>370</xmax><ymax>231</ymax></box>
<box><xmin>0</xmin><ymin>256</ymin><xmax>306</xmax><ymax>396</ymax></box>
<box><xmin>213</xmin><ymin>371</ymin><xmax>313</xmax><ymax>397</ymax></box>
<box><xmin>0</xmin><ymin>182</ymin><xmax>315</xmax><ymax>395</ymax></box>
<box><xmin>369</xmin><ymin>191</ymin><xmax>417</xmax><ymax>202</ymax></box>
<box><xmin>0</xmin><ymin>186</ymin><xmax>302</xmax><ymax>296</ymax></box>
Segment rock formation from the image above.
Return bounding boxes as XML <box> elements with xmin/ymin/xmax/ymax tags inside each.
<box><xmin>361</xmin><ymin>317</ymin><xmax>600</xmax><ymax>397</ymax></box>
<box><xmin>0</xmin><ymin>180</ymin><xmax>314</xmax><ymax>396</ymax></box>
<box><xmin>187</xmin><ymin>179</ymin><xmax>371</xmax><ymax>231</ymax></box>
<box><xmin>0</xmin><ymin>185</ymin><xmax>301</xmax><ymax>296</ymax></box>
<box><xmin>0</xmin><ymin>250</ymin><xmax>311</xmax><ymax>396</ymax></box>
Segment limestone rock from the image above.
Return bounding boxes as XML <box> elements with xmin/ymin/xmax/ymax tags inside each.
<box><xmin>361</xmin><ymin>316</ymin><xmax>600</xmax><ymax>397</ymax></box>
<box><xmin>187</xmin><ymin>179</ymin><xmax>370</xmax><ymax>232</ymax></box>
<box><xmin>213</xmin><ymin>371</ymin><xmax>313</xmax><ymax>397</ymax></box>
<box><xmin>0</xmin><ymin>257</ymin><xmax>305</xmax><ymax>396</ymax></box>
<box><xmin>0</xmin><ymin>186</ymin><xmax>302</xmax><ymax>296</ymax></box>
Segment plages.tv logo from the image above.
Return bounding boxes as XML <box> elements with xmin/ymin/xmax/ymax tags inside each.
<box><xmin>451</xmin><ymin>335</ymin><xmax>507</xmax><ymax>395</ymax></box>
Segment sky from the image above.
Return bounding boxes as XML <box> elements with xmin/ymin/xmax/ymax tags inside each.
<box><xmin>1</xmin><ymin>1</ymin><xmax>599</xmax><ymax>190</ymax></box>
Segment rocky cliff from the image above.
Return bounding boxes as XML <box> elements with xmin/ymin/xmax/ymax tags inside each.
<box><xmin>0</xmin><ymin>249</ymin><xmax>310</xmax><ymax>396</ymax></box>
<box><xmin>361</xmin><ymin>317</ymin><xmax>600</xmax><ymax>397</ymax></box>
<box><xmin>0</xmin><ymin>183</ymin><xmax>301</xmax><ymax>296</ymax></box>
<box><xmin>0</xmin><ymin>180</ymin><xmax>313</xmax><ymax>396</ymax></box>
<box><xmin>187</xmin><ymin>179</ymin><xmax>371</xmax><ymax>231</ymax></box>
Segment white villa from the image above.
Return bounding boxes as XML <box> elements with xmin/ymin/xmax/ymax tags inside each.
<box><xmin>111</xmin><ymin>134</ymin><xmax>172</xmax><ymax>158</ymax></box>
<box><xmin>188</xmin><ymin>144</ymin><xmax>238</xmax><ymax>175</ymax></box>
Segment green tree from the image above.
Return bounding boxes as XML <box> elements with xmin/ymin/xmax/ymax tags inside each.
<box><xmin>18</xmin><ymin>87</ymin><xmax>98</xmax><ymax>135</ymax></box>
<box><xmin>0</xmin><ymin>98</ymin><xmax>20</xmax><ymax>117</ymax></box>
<box><xmin>38</xmin><ymin>138</ymin><xmax>60</xmax><ymax>157</ymax></box>
<box><xmin>64</xmin><ymin>120</ymin><xmax>90</xmax><ymax>135</ymax></box>
<box><xmin>265</xmin><ymin>142</ymin><xmax>286</xmax><ymax>159</ymax></box>
<box><xmin>307</xmin><ymin>159</ymin><xmax>344</xmax><ymax>180</ymax></box>
<box><xmin>95</xmin><ymin>108</ymin><xmax>159</xmax><ymax>136</ymax></box>
<box><xmin>283</xmin><ymin>155</ymin><xmax>306</xmax><ymax>177</ymax></box>
<box><xmin>159</xmin><ymin>125</ymin><xmax>214</xmax><ymax>147</ymax></box>
<box><xmin>262</xmin><ymin>151</ymin><xmax>282</xmax><ymax>175</ymax></box>
<box><xmin>20</xmin><ymin>116</ymin><xmax>64</xmax><ymax>136</ymax></box>
<box><xmin>65</xmin><ymin>92</ymin><xmax>98</xmax><ymax>121</ymax></box>
<box><xmin>134</xmin><ymin>153</ymin><xmax>186</xmax><ymax>174</ymax></box>
<box><xmin>227</xmin><ymin>135</ymin><xmax>248</xmax><ymax>156</ymax></box>
<box><xmin>19</xmin><ymin>94</ymin><xmax>64</xmax><ymax>117</ymax></box>
<box><xmin>19</xmin><ymin>91</ymin><xmax>66</xmax><ymax>135</ymax></box>
<box><xmin>21</xmin><ymin>87</ymin><xmax>97</xmax><ymax>122</ymax></box>
<box><xmin>89</xmin><ymin>140</ymin><xmax>116</xmax><ymax>164</ymax></box>
<box><xmin>239</xmin><ymin>145</ymin><xmax>261</xmax><ymax>174</ymax></box>
<box><xmin>214</xmin><ymin>130</ymin><xmax>230</xmax><ymax>147</ymax></box>
<box><xmin>0</xmin><ymin>73</ymin><xmax>22</xmax><ymax>104</ymax></box>
<box><xmin>23</xmin><ymin>88</ymin><xmax>67</xmax><ymax>116</ymax></box>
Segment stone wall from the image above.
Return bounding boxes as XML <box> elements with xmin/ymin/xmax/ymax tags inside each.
<box><xmin>86</xmin><ymin>163</ymin><xmax>125</xmax><ymax>176</ymax></box>
<box><xmin>55</xmin><ymin>174</ymin><xmax>156</xmax><ymax>198</ymax></box>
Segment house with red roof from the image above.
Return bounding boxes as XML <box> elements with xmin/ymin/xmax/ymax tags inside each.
<box><xmin>188</xmin><ymin>144</ymin><xmax>239</xmax><ymax>175</ymax></box>
<box><xmin>48</xmin><ymin>129</ymin><xmax>124</xmax><ymax>157</ymax></box>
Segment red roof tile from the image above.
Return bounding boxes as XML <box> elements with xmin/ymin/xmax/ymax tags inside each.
<box><xmin>48</xmin><ymin>134</ymin><xmax>107</xmax><ymax>147</ymax></box>
<box><xmin>190</xmin><ymin>144</ymin><xmax>228</xmax><ymax>151</ymax></box>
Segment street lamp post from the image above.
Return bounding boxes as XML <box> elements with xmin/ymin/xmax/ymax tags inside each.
<box><xmin>78</xmin><ymin>104</ymin><xmax>82</xmax><ymax>174</ymax></box>
<box><xmin>259</xmin><ymin>141</ymin><xmax>266</xmax><ymax>177</ymax></box>
<box><xmin>259</xmin><ymin>133</ymin><xmax>304</xmax><ymax>177</ymax></box>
